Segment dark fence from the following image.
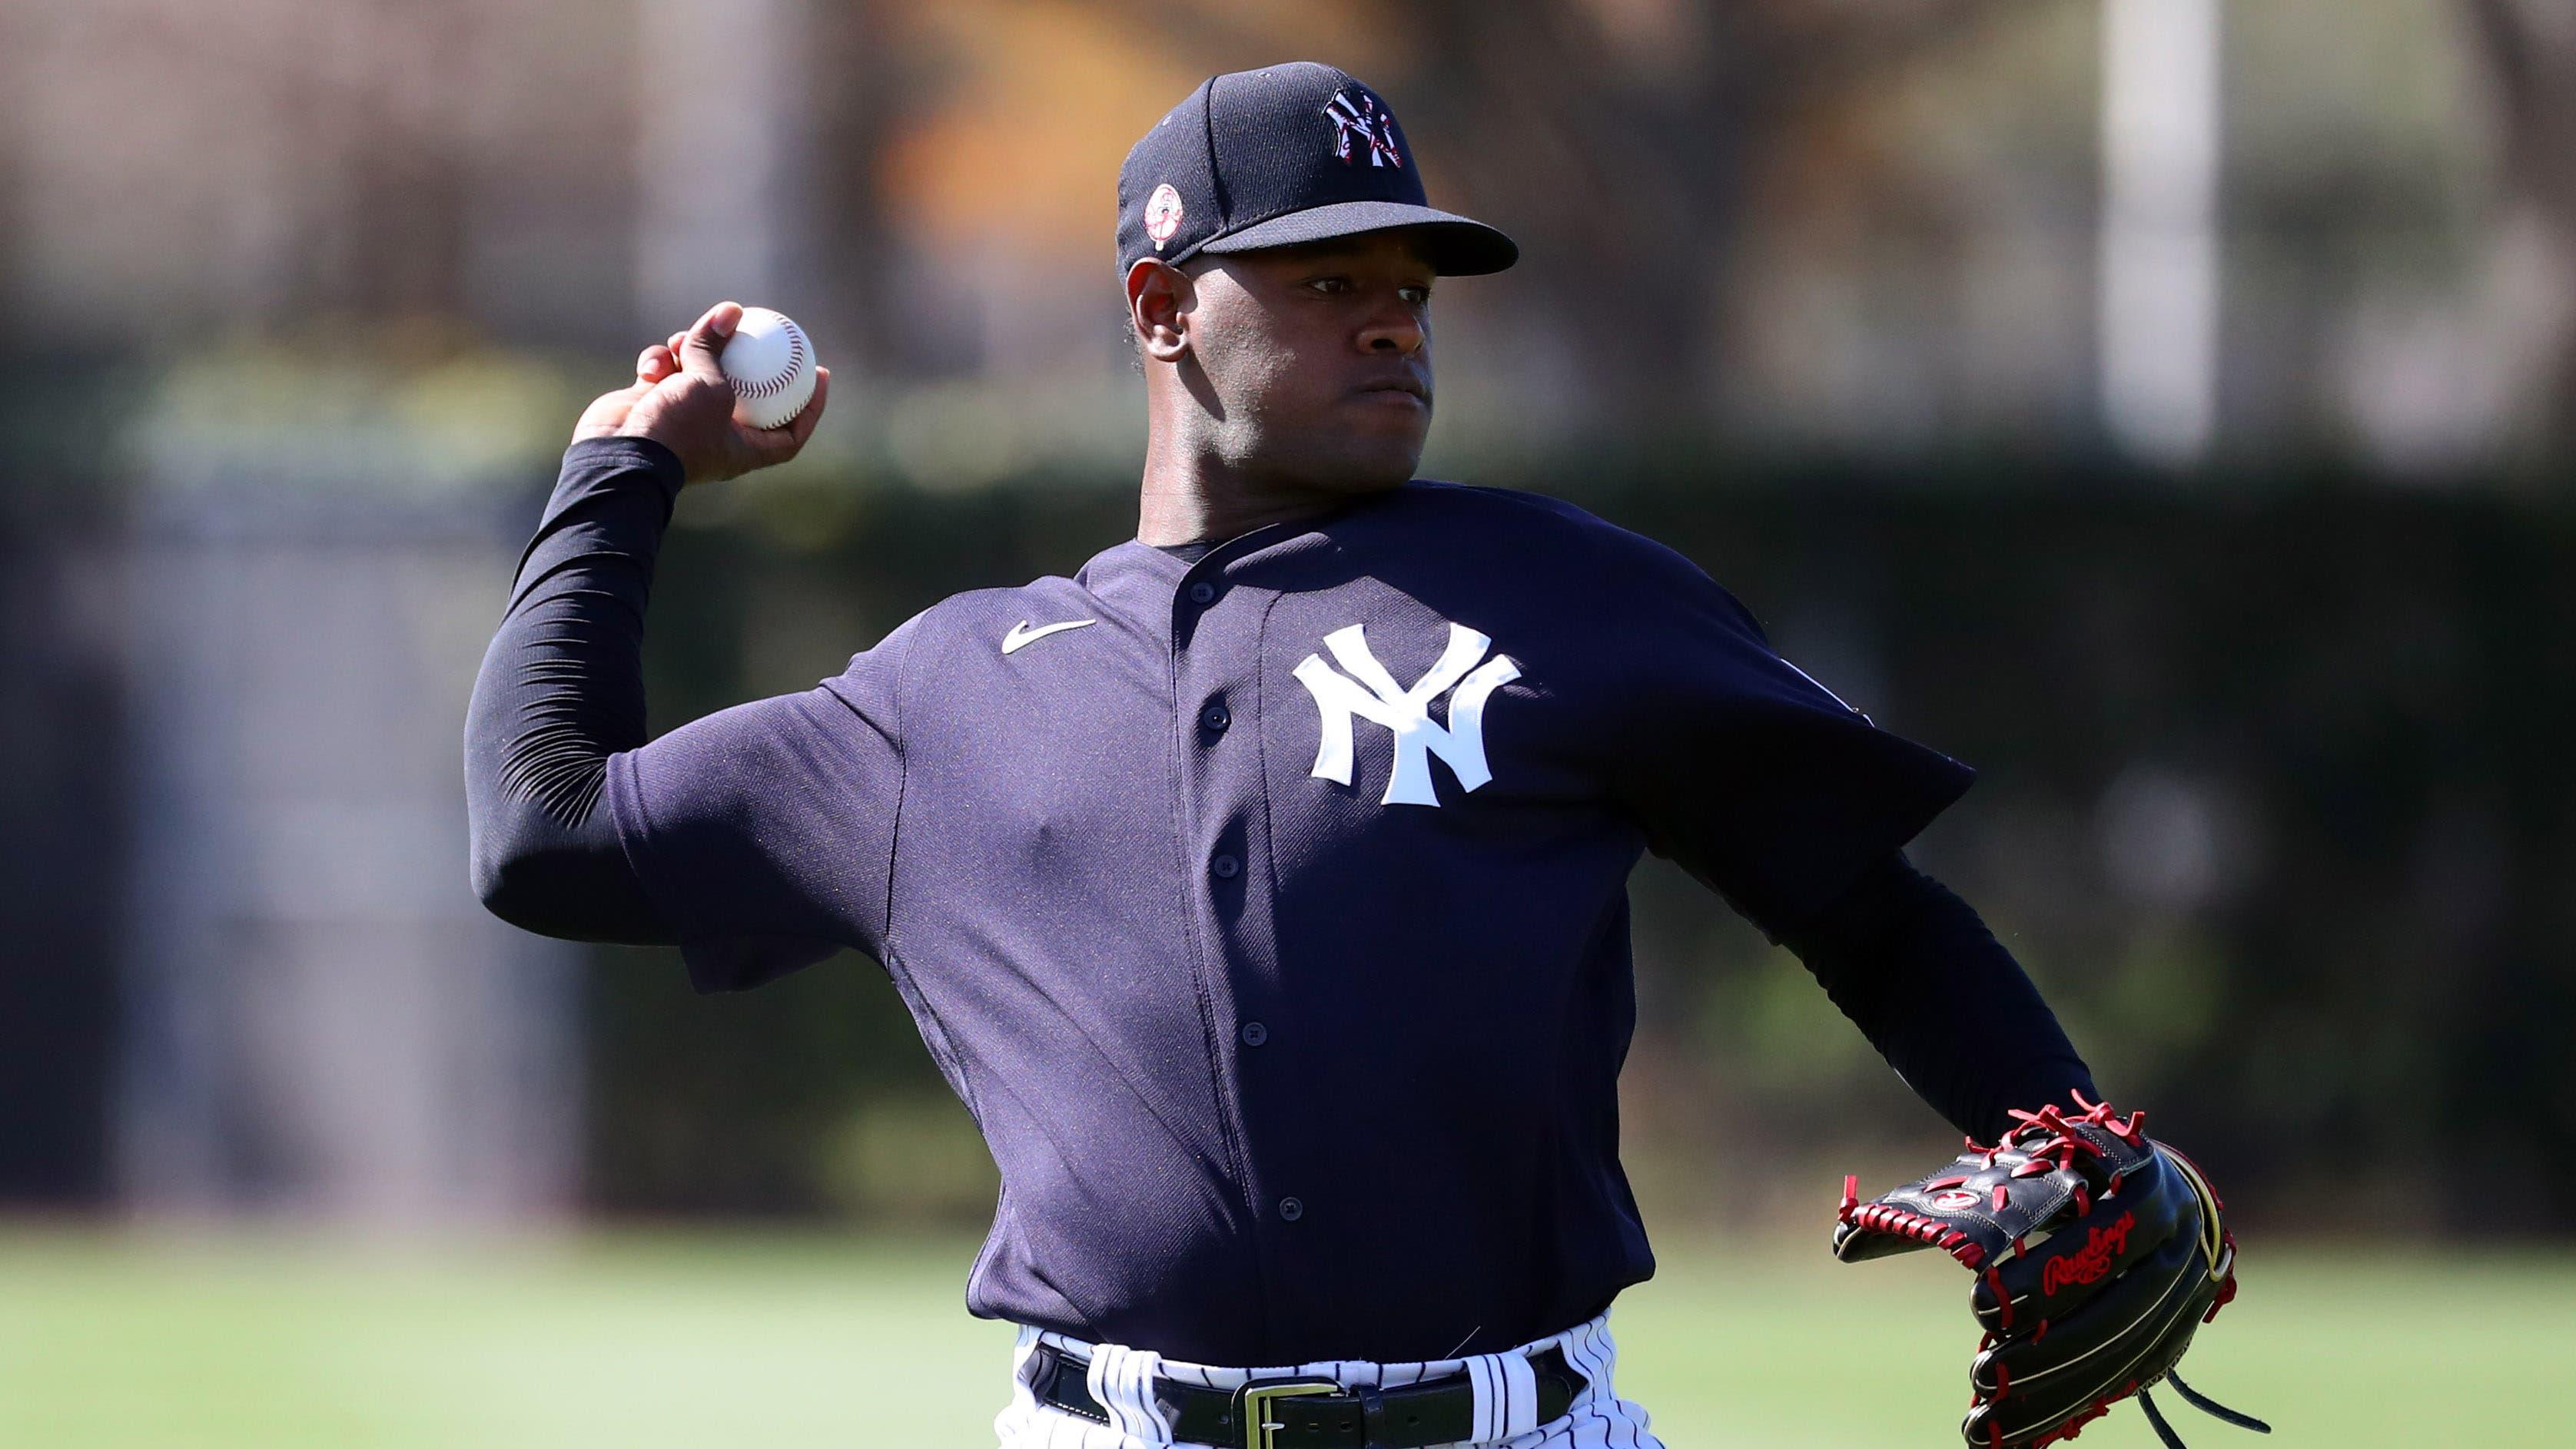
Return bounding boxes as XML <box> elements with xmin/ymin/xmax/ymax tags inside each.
<box><xmin>573</xmin><ymin>464</ymin><xmax>2575</xmax><ymax>1233</ymax></box>
<box><xmin>0</xmin><ymin>529</ymin><xmax>124</xmax><ymax>1206</ymax></box>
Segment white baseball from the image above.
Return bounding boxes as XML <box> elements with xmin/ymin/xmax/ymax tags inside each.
<box><xmin>717</xmin><ymin>307</ymin><xmax>818</xmax><ymax>430</ymax></box>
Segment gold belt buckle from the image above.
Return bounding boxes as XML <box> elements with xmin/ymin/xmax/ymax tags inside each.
<box><xmin>1235</xmin><ymin>1377</ymin><xmax>1345</xmax><ymax>1449</ymax></box>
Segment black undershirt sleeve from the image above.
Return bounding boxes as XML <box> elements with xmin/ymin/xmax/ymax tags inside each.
<box><xmin>463</xmin><ymin>436</ymin><xmax>687</xmax><ymax>944</ymax></box>
<box><xmin>1772</xmin><ymin>850</ymin><xmax>2097</xmax><ymax>1143</ymax></box>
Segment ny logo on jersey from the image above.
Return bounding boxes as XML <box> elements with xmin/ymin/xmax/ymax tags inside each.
<box><xmin>1293</xmin><ymin>622</ymin><xmax>1519</xmax><ymax>807</ymax></box>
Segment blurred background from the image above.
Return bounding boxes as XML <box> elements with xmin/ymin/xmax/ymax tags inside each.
<box><xmin>2</xmin><ymin>1</ymin><xmax>2571</xmax><ymax>1444</ymax></box>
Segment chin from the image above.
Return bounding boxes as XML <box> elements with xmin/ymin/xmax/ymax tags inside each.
<box><xmin>1313</xmin><ymin>451</ymin><xmax>1422</xmax><ymax>494</ymax></box>
<box><xmin>1238</xmin><ymin>417</ymin><xmax>1426</xmax><ymax>493</ymax></box>
<box><xmin>1313</xmin><ymin>429</ymin><xmax>1429</xmax><ymax>492</ymax></box>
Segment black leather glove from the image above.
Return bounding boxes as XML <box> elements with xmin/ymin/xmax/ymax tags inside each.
<box><xmin>1834</xmin><ymin>1093</ymin><xmax>2271</xmax><ymax>1448</ymax></box>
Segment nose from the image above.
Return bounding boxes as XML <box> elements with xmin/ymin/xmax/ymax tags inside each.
<box><xmin>1356</xmin><ymin>294</ymin><xmax>1425</xmax><ymax>355</ymax></box>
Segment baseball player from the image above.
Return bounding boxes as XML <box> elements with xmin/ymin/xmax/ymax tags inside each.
<box><xmin>469</xmin><ymin>63</ymin><xmax>2250</xmax><ymax>1449</ymax></box>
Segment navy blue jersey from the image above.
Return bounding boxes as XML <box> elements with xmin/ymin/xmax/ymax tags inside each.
<box><xmin>566</xmin><ymin>446</ymin><xmax>1974</xmax><ymax>1364</ymax></box>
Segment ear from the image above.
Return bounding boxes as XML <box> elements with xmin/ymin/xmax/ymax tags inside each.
<box><xmin>1125</xmin><ymin>257</ymin><xmax>1193</xmax><ymax>363</ymax></box>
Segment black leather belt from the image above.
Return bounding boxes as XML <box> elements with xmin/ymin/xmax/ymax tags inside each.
<box><xmin>1029</xmin><ymin>1341</ymin><xmax>1586</xmax><ymax>1449</ymax></box>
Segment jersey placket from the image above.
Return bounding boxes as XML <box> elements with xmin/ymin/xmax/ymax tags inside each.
<box><xmin>1167</xmin><ymin>549</ymin><xmax>1306</xmax><ymax>1354</ymax></box>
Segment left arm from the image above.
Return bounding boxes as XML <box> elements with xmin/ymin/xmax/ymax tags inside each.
<box><xmin>1590</xmin><ymin>526</ymin><xmax>2091</xmax><ymax>1136</ymax></box>
<box><xmin>1774</xmin><ymin>850</ymin><xmax>2094</xmax><ymax>1142</ymax></box>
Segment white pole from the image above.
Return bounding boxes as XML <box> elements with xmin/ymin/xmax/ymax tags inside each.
<box><xmin>2099</xmin><ymin>0</ymin><xmax>2222</xmax><ymax>465</ymax></box>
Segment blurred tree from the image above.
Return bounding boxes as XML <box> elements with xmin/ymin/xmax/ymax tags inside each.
<box><xmin>0</xmin><ymin>3</ymin><xmax>21</xmax><ymax>301</ymax></box>
<box><xmin>2461</xmin><ymin>0</ymin><xmax>2576</xmax><ymax>462</ymax></box>
<box><xmin>1427</xmin><ymin>2</ymin><xmax>2018</xmax><ymax>431</ymax></box>
<box><xmin>1125</xmin><ymin>2</ymin><xmax>2023</xmax><ymax>435</ymax></box>
<box><xmin>331</xmin><ymin>0</ymin><xmax>474</xmax><ymax>320</ymax></box>
<box><xmin>808</xmin><ymin>2</ymin><xmax>908</xmax><ymax>375</ymax></box>
<box><xmin>894</xmin><ymin>0</ymin><xmax>2023</xmax><ymax>433</ymax></box>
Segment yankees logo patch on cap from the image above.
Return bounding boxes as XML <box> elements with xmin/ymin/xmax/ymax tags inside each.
<box><xmin>1143</xmin><ymin>183</ymin><xmax>1186</xmax><ymax>250</ymax></box>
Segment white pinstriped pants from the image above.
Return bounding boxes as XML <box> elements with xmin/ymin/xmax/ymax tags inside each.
<box><xmin>992</xmin><ymin>1311</ymin><xmax>1665</xmax><ymax>1449</ymax></box>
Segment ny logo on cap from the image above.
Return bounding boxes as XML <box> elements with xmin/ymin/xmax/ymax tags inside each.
<box><xmin>1294</xmin><ymin>621</ymin><xmax>1518</xmax><ymax>807</ymax></box>
<box><xmin>1323</xmin><ymin>90</ymin><xmax>1403</xmax><ymax>169</ymax></box>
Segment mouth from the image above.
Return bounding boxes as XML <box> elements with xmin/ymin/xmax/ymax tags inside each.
<box><xmin>1353</xmin><ymin>377</ymin><xmax>1430</xmax><ymax>407</ymax></box>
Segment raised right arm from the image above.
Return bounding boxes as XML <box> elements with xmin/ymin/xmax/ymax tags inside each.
<box><xmin>464</xmin><ymin>436</ymin><xmax>685</xmax><ymax>942</ymax></box>
<box><xmin>466</xmin><ymin>300</ymin><xmax>835</xmax><ymax>950</ymax></box>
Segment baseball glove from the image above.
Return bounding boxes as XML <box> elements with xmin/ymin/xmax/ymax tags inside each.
<box><xmin>1832</xmin><ymin>1093</ymin><xmax>2269</xmax><ymax>1448</ymax></box>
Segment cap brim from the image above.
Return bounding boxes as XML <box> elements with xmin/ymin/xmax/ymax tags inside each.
<box><xmin>1197</xmin><ymin>200</ymin><xmax>1517</xmax><ymax>276</ymax></box>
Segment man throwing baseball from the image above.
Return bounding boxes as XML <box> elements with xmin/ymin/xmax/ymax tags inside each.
<box><xmin>470</xmin><ymin>63</ymin><xmax>2259</xmax><ymax>1449</ymax></box>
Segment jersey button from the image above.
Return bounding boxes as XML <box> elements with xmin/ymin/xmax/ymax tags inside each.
<box><xmin>1239</xmin><ymin>1020</ymin><xmax>1268</xmax><ymax>1046</ymax></box>
<box><xmin>1200</xmin><ymin>703</ymin><xmax>1230</xmax><ymax>733</ymax></box>
<box><xmin>1187</xmin><ymin>581</ymin><xmax>1217</xmax><ymax>605</ymax></box>
<box><xmin>1210</xmin><ymin>854</ymin><xmax>1240</xmax><ymax>880</ymax></box>
<box><xmin>1277</xmin><ymin>1196</ymin><xmax>1304</xmax><ymax>1222</ymax></box>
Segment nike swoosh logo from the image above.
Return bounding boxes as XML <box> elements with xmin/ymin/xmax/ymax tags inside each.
<box><xmin>1001</xmin><ymin>618</ymin><xmax>1097</xmax><ymax>655</ymax></box>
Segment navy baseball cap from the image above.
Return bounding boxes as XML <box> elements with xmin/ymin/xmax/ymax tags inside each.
<box><xmin>1116</xmin><ymin>62</ymin><xmax>1517</xmax><ymax>277</ymax></box>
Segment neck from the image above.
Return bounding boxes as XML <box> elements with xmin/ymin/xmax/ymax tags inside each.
<box><xmin>1134</xmin><ymin>430</ymin><xmax>1352</xmax><ymax>549</ymax></box>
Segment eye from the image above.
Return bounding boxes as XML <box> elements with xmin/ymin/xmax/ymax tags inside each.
<box><xmin>1399</xmin><ymin>284</ymin><xmax>1432</xmax><ymax>306</ymax></box>
<box><xmin>1304</xmin><ymin>275</ymin><xmax>1353</xmax><ymax>295</ymax></box>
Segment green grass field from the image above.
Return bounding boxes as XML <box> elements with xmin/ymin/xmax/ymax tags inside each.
<box><xmin>0</xmin><ymin>1229</ymin><xmax>2563</xmax><ymax>1446</ymax></box>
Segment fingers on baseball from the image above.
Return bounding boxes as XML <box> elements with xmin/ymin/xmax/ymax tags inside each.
<box><xmin>677</xmin><ymin>300</ymin><xmax>743</xmax><ymax>382</ymax></box>
<box><xmin>744</xmin><ymin>366</ymin><xmax>828</xmax><ymax>461</ymax></box>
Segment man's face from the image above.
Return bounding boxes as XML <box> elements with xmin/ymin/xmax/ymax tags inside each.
<box><xmin>1171</xmin><ymin>230</ymin><xmax>1438</xmax><ymax>492</ymax></box>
